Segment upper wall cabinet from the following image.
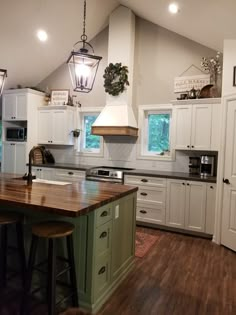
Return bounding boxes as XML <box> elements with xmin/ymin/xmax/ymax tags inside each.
<box><xmin>172</xmin><ymin>98</ymin><xmax>222</xmax><ymax>151</ymax></box>
<box><xmin>38</xmin><ymin>106</ymin><xmax>75</xmax><ymax>145</ymax></box>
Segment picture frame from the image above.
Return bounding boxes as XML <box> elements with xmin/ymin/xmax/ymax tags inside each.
<box><xmin>233</xmin><ymin>66</ymin><xmax>236</xmax><ymax>87</ymax></box>
<box><xmin>50</xmin><ymin>89</ymin><xmax>69</xmax><ymax>105</ymax></box>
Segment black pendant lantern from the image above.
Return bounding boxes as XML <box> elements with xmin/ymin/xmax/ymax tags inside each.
<box><xmin>0</xmin><ymin>69</ymin><xmax>7</xmax><ymax>96</ymax></box>
<box><xmin>67</xmin><ymin>0</ymin><xmax>102</xmax><ymax>93</ymax></box>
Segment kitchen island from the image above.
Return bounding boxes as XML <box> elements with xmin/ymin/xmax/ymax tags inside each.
<box><xmin>0</xmin><ymin>174</ymin><xmax>138</xmax><ymax>313</ymax></box>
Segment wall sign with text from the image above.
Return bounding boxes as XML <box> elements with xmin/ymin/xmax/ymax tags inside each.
<box><xmin>51</xmin><ymin>90</ymin><xmax>69</xmax><ymax>105</ymax></box>
<box><xmin>174</xmin><ymin>74</ymin><xmax>210</xmax><ymax>93</ymax></box>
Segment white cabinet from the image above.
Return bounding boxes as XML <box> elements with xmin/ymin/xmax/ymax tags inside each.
<box><xmin>174</xmin><ymin>104</ymin><xmax>212</xmax><ymax>150</ymax></box>
<box><xmin>32</xmin><ymin>167</ymin><xmax>55</xmax><ymax>180</ymax></box>
<box><xmin>124</xmin><ymin>175</ymin><xmax>166</xmax><ymax>225</ymax></box>
<box><xmin>2</xmin><ymin>142</ymin><xmax>26</xmax><ymax>174</ymax></box>
<box><xmin>2</xmin><ymin>93</ymin><xmax>27</xmax><ymax>120</ymax></box>
<box><xmin>166</xmin><ymin>179</ymin><xmax>207</xmax><ymax>233</ymax></box>
<box><xmin>205</xmin><ymin>183</ymin><xmax>216</xmax><ymax>235</ymax></box>
<box><xmin>54</xmin><ymin>169</ymin><xmax>85</xmax><ymax>182</ymax></box>
<box><xmin>38</xmin><ymin>106</ymin><xmax>75</xmax><ymax>145</ymax></box>
<box><xmin>1</xmin><ymin>89</ymin><xmax>45</xmax><ymax>174</ymax></box>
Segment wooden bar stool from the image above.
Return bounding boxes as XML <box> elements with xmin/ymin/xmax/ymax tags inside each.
<box><xmin>0</xmin><ymin>211</ymin><xmax>26</xmax><ymax>289</ymax></box>
<box><xmin>22</xmin><ymin>221</ymin><xmax>78</xmax><ymax>315</ymax></box>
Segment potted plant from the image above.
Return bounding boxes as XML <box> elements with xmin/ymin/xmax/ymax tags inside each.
<box><xmin>71</xmin><ymin>129</ymin><xmax>81</xmax><ymax>138</ymax></box>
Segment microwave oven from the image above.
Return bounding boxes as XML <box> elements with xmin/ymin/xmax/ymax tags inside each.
<box><xmin>6</xmin><ymin>127</ymin><xmax>27</xmax><ymax>141</ymax></box>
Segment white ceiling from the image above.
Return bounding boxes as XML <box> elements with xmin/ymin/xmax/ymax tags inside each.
<box><xmin>1</xmin><ymin>0</ymin><xmax>236</xmax><ymax>90</ymax></box>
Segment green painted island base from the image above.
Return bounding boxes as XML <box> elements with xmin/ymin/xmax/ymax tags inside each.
<box><xmin>3</xmin><ymin>192</ymin><xmax>137</xmax><ymax>313</ymax></box>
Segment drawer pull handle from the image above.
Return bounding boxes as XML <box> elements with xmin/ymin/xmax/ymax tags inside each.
<box><xmin>140</xmin><ymin>192</ymin><xmax>147</xmax><ymax>196</ymax></box>
<box><xmin>68</xmin><ymin>172</ymin><xmax>74</xmax><ymax>175</ymax></box>
<box><xmin>140</xmin><ymin>210</ymin><xmax>147</xmax><ymax>214</ymax></box>
<box><xmin>98</xmin><ymin>266</ymin><xmax>106</xmax><ymax>275</ymax></box>
<box><xmin>100</xmin><ymin>231</ymin><xmax>107</xmax><ymax>238</ymax></box>
<box><xmin>100</xmin><ymin>210</ymin><xmax>108</xmax><ymax>217</ymax></box>
<box><xmin>141</xmin><ymin>179</ymin><xmax>148</xmax><ymax>183</ymax></box>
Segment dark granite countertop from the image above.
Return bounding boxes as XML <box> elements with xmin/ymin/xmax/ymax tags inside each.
<box><xmin>124</xmin><ymin>169</ymin><xmax>217</xmax><ymax>183</ymax></box>
<box><xmin>31</xmin><ymin>163</ymin><xmax>94</xmax><ymax>171</ymax></box>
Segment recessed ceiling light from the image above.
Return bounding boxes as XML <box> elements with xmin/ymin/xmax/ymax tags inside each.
<box><xmin>37</xmin><ymin>29</ymin><xmax>48</xmax><ymax>42</ymax></box>
<box><xmin>168</xmin><ymin>3</ymin><xmax>179</xmax><ymax>14</ymax></box>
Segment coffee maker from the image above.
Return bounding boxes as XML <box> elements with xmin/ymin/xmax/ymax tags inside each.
<box><xmin>189</xmin><ymin>157</ymin><xmax>201</xmax><ymax>175</ymax></box>
<box><xmin>200</xmin><ymin>155</ymin><xmax>215</xmax><ymax>177</ymax></box>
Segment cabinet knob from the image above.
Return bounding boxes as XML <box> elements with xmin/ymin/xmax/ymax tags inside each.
<box><xmin>140</xmin><ymin>192</ymin><xmax>148</xmax><ymax>196</ymax></box>
<box><xmin>98</xmin><ymin>266</ymin><xmax>106</xmax><ymax>275</ymax></box>
<box><xmin>182</xmin><ymin>182</ymin><xmax>185</xmax><ymax>185</ymax></box>
<box><xmin>210</xmin><ymin>186</ymin><xmax>214</xmax><ymax>189</ymax></box>
<box><xmin>100</xmin><ymin>231</ymin><xmax>108</xmax><ymax>239</ymax></box>
<box><xmin>187</xmin><ymin>145</ymin><xmax>190</xmax><ymax>148</ymax></box>
<box><xmin>187</xmin><ymin>183</ymin><xmax>190</xmax><ymax>186</ymax></box>
<box><xmin>191</xmin><ymin>145</ymin><xmax>194</xmax><ymax>148</ymax></box>
<box><xmin>141</xmin><ymin>179</ymin><xmax>148</xmax><ymax>183</ymax></box>
<box><xmin>140</xmin><ymin>210</ymin><xmax>147</xmax><ymax>214</ymax></box>
<box><xmin>223</xmin><ymin>178</ymin><xmax>230</xmax><ymax>185</ymax></box>
<box><xmin>100</xmin><ymin>210</ymin><xmax>108</xmax><ymax>217</ymax></box>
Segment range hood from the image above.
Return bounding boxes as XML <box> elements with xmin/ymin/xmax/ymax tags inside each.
<box><xmin>92</xmin><ymin>6</ymin><xmax>138</xmax><ymax>137</ymax></box>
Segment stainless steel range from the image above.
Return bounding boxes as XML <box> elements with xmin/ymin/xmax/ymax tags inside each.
<box><xmin>86</xmin><ymin>166</ymin><xmax>134</xmax><ymax>183</ymax></box>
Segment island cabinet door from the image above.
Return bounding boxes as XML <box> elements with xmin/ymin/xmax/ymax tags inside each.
<box><xmin>111</xmin><ymin>194</ymin><xmax>136</xmax><ymax>282</ymax></box>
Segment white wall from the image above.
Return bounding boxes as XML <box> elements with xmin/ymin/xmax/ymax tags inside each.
<box><xmin>37</xmin><ymin>17</ymin><xmax>218</xmax><ymax>171</ymax></box>
<box><xmin>222</xmin><ymin>39</ymin><xmax>236</xmax><ymax>96</ymax></box>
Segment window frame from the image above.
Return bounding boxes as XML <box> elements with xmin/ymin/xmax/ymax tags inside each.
<box><xmin>137</xmin><ymin>104</ymin><xmax>175</xmax><ymax>161</ymax></box>
<box><xmin>77</xmin><ymin>107</ymin><xmax>104</xmax><ymax>157</ymax></box>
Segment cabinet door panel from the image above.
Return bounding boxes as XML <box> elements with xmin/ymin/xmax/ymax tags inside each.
<box><xmin>137</xmin><ymin>202</ymin><xmax>165</xmax><ymax>225</ymax></box>
<box><xmin>2</xmin><ymin>95</ymin><xmax>16</xmax><ymax>120</ymax></box>
<box><xmin>2</xmin><ymin>143</ymin><xmax>15</xmax><ymax>173</ymax></box>
<box><xmin>15</xmin><ymin>143</ymin><xmax>26</xmax><ymax>175</ymax></box>
<box><xmin>206</xmin><ymin>183</ymin><xmax>216</xmax><ymax>234</ymax></box>
<box><xmin>38</xmin><ymin>111</ymin><xmax>52</xmax><ymax>144</ymax></box>
<box><xmin>16</xmin><ymin>94</ymin><xmax>27</xmax><ymax>120</ymax></box>
<box><xmin>185</xmin><ymin>181</ymin><xmax>206</xmax><ymax>232</ymax></box>
<box><xmin>166</xmin><ymin>179</ymin><xmax>185</xmax><ymax>228</ymax></box>
<box><xmin>52</xmin><ymin>110</ymin><xmax>67</xmax><ymax>144</ymax></box>
<box><xmin>174</xmin><ymin>106</ymin><xmax>191</xmax><ymax>150</ymax></box>
<box><xmin>191</xmin><ymin>104</ymin><xmax>211</xmax><ymax>150</ymax></box>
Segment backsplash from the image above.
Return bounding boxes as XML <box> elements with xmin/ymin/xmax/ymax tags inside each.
<box><xmin>48</xmin><ymin>138</ymin><xmax>195</xmax><ymax>173</ymax></box>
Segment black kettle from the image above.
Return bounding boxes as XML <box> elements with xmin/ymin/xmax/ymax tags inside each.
<box><xmin>188</xmin><ymin>87</ymin><xmax>197</xmax><ymax>99</ymax></box>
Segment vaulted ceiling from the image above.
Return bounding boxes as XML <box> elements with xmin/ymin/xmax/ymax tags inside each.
<box><xmin>1</xmin><ymin>0</ymin><xmax>236</xmax><ymax>90</ymax></box>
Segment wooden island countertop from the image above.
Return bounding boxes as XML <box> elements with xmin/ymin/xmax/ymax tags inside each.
<box><xmin>0</xmin><ymin>174</ymin><xmax>138</xmax><ymax>217</ymax></box>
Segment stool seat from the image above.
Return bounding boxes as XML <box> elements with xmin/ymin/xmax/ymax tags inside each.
<box><xmin>32</xmin><ymin>221</ymin><xmax>74</xmax><ymax>239</ymax></box>
<box><xmin>0</xmin><ymin>212</ymin><xmax>23</xmax><ymax>225</ymax></box>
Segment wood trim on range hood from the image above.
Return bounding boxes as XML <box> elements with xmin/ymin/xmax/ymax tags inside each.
<box><xmin>92</xmin><ymin>126</ymin><xmax>138</xmax><ymax>136</ymax></box>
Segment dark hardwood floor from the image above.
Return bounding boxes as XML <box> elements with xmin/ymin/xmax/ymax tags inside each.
<box><xmin>1</xmin><ymin>227</ymin><xmax>236</xmax><ymax>314</ymax></box>
<box><xmin>97</xmin><ymin>227</ymin><xmax>236</xmax><ymax>315</ymax></box>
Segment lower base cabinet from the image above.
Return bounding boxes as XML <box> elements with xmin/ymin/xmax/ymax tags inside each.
<box><xmin>166</xmin><ymin>179</ymin><xmax>207</xmax><ymax>232</ymax></box>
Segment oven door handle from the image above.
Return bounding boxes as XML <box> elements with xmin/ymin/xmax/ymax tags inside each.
<box><xmin>86</xmin><ymin>176</ymin><xmax>122</xmax><ymax>184</ymax></box>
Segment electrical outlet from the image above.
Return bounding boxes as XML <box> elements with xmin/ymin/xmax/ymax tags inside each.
<box><xmin>115</xmin><ymin>205</ymin><xmax>119</xmax><ymax>219</ymax></box>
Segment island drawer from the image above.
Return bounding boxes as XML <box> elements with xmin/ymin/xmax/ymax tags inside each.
<box><xmin>94</xmin><ymin>253</ymin><xmax>111</xmax><ymax>299</ymax></box>
<box><xmin>54</xmin><ymin>169</ymin><xmax>85</xmax><ymax>182</ymax></box>
<box><xmin>95</xmin><ymin>204</ymin><xmax>113</xmax><ymax>227</ymax></box>
<box><xmin>95</xmin><ymin>221</ymin><xmax>112</xmax><ymax>256</ymax></box>
<box><xmin>124</xmin><ymin>175</ymin><xmax>166</xmax><ymax>187</ymax></box>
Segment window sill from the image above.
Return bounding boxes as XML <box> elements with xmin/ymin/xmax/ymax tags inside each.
<box><xmin>137</xmin><ymin>152</ymin><xmax>175</xmax><ymax>161</ymax></box>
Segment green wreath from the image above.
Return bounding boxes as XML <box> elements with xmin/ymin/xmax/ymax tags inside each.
<box><xmin>103</xmin><ymin>63</ymin><xmax>129</xmax><ymax>96</ymax></box>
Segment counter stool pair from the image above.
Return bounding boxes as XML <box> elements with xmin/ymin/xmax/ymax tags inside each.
<box><xmin>0</xmin><ymin>212</ymin><xmax>78</xmax><ymax>315</ymax></box>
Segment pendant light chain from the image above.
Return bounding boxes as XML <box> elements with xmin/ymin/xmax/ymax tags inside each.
<box><xmin>81</xmin><ymin>0</ymin><xmax>87</xmax><ymax>44</ymax></box>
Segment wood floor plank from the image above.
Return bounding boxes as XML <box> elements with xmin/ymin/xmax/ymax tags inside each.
<box><xmin>97</xmin><ymin>227</ymin><xmax>236</xmax><ymax>315</ymax></box>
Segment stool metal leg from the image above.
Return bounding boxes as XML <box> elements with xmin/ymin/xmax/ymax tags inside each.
<box><xmin>67</xmin><ymin>235</ymin><xmax>79</xmax><ymax>307</ymax></box>
<box><xmin>20</xmin><ymin>235</ymin><xmax>39</xmax><ymax>315</ymax></box>
<box><xmin>0</xmin><ymin>225</ymin><xmax>8</xmax><ymax>289</ymax></box>
<box><xmin>48</xmin><ymin>238</ymin><xmax>56</xmax><ymax>315</ymax></box>
<box><xmin>16</xmin><ymin>222</ymin><xmax>26</xmax><ymax>288</ymax></box>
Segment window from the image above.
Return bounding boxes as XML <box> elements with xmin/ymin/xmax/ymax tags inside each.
<box><xmin>80</xmin><ymin>111</ymin><xmax>103</xmax><ymax>155</ymax></box>
<box><xmin>138</xmin><ymin>105</ymin><xmax>173</xmax><ymax>160</ymax></box>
